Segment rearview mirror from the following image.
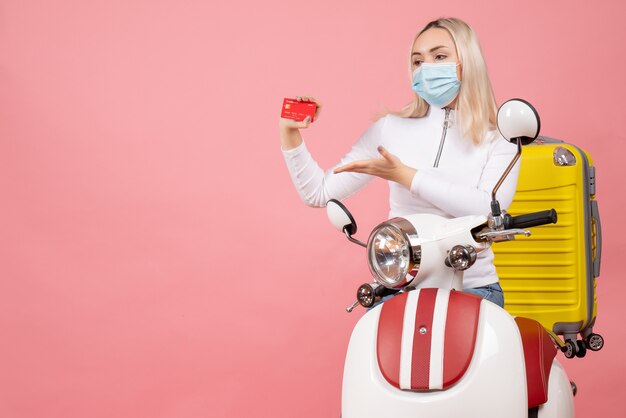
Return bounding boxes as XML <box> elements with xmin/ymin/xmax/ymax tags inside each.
<box><xmin>497</xmin><ymin>98</ymin><xmax>541</xmax><ymax>145</ymax></box>
<box><xmin>326</xmin><ymin>199</ymin><xmax>357</xmax><ymax>235</ymax></box>
<box><xmin>490</xmin><ymin>98</ymin><xmax>541</xmax><ymax>217</ymax></box>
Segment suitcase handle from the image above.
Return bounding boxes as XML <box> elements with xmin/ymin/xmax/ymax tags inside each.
<box><xmin>504</xmin><ymin>209</ymin><xmax>558</xmax><ymax>229</ymax></box>
<box><xmin>591</xmin><ymin>200</ymin><xmax>602</xmax><ymax>277</ymax></box>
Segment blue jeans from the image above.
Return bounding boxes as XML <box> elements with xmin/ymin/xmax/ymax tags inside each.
<box><xmin>463</xmin><ymin>282</ymin><xmax>504</xmax><ymax>308</ymax></box>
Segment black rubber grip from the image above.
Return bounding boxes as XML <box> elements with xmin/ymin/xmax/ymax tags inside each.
<box><xmin>375</xmin><ymin>285</ymin><xmax>398</xmax><ymax>298</ymax></box>
<box><xmin>504</xmin><ymin>209</ymin><xmax>558</xmax><ymax>229</ymax></box>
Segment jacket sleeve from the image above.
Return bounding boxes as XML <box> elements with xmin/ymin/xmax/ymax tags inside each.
<box><xmin>281</xmin><ymin>117</ymin><xmax>386</xmax><ymax>207</ymax></box>
<box><xmin>410</xmin><ymin>135</ymin><xmax>520</xmax><ymax>217</ymax></box>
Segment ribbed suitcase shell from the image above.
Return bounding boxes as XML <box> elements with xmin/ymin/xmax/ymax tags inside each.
<box><xmin>494</xmin><ymin>137</ymin><xmax>601</xmax><ymax>346</ymax></box>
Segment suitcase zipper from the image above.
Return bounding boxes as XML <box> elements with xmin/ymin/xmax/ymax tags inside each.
<box><xmin>433</xmin><ymin>108</ymin><xmax>451</xmax><ymax>168</ymax></box>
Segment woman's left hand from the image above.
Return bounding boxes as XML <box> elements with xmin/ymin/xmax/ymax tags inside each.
<box><xmin>334</xmin><ymin>146</ymin><xmax>417</xmax><ymax>189</ymax></box>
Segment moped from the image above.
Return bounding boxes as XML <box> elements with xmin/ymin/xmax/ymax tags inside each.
<box><xmin>327</xmin><ymin>99</ymin><xmax>576</xmax><ymax>418</ymax></box>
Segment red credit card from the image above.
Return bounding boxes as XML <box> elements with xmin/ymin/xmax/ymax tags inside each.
<box><xmin>281</xmin><ymin>98</ymin><xmax>316</xmax><ymax>122</ymax></box>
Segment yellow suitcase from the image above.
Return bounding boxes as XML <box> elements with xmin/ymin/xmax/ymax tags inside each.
<box><xmin>494</xmin><ymin>137</ymin><xmax>603</xmax><ymax>359</ymax></box>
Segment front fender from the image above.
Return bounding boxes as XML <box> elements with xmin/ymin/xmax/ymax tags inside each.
<box><xmin>342</xmin><ymin>289</ymin><xmax>528</xmax><ymax>418</ymax></box>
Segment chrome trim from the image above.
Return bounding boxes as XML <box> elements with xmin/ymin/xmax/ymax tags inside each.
<box><xmin>491</xmin><ymin>138</ymin><xmax>522</xmax><ymax>204</ymax></box>
<box><xmin>433</xmin><ymin>108</ymin><xmax>451</xmax><ymax>168</ymax></box>
<box><xmin>345</xmin><ymin>300</ymin><xmax>359</xmax><ymax>313</ymax></box>
<box><xmin>445</xmin><ymin>245</ymin><xmax>477</xmax><ymax>271</ymax></box>
<box><xmin>553</xmin><ymin>146</ymin><xmax>577</xmax><ymax>166</ymax></box>
<box><xmin>366</xmin><ymin>217</ymin><xmax>421</xmax><ymax>289</ymax></box>
<box><xmin>343</xmin><ymin>228</ymin><xmax>367</xmax><ymax>248</ymax></box>
<box><xmin>356</xmin><ymin>283</ymin><xmax>377</xmax><ymax>307</ymax></box>
<box><xmin>477</xmin><ymin>228</ymin><xmax>531</xmax><ymax>242</ymax></box>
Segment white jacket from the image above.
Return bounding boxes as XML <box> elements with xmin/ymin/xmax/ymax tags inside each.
<box><xmin>282</xmin><ymin>106</ymin><xmax>520</xmax><ymax>288</ymax></box>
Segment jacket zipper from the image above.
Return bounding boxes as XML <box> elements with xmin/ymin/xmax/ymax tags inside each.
<box><xmin>433</xmin><ymin>108</ymin><xmax>451</xmax><ymax>168</ymax></box>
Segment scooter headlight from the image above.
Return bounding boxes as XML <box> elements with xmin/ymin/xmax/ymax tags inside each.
<box><xmin>367</xmin><ymin>218</ymin><xmax>421</xmax><ymax>289</ymax></box>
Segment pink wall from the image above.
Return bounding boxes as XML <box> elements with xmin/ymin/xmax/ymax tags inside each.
<box><xmin>1</xmin><ymin>0</ymin><xmax>624</xmax><ymax>416</ymax></box>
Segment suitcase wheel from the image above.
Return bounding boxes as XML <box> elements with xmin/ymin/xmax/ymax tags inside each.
<box><xmin>586</xmin><ymin>333</ymin><xmax>605</xmax><ymax>351</ymax></box>
<box><xmin>562</xmin><ymin>340</ymin><xmax>577</xmax><ymax>359</ymax></box>
<box><xmin>575</xmin><ymin>340</ymin><xmax>587</xmax><ymax>358</ymax></box>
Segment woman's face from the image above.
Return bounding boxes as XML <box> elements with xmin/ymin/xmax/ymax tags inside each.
<box><xmin>411</xmin><ymin>28</ymin><xmax>461</xmax><ymax>80</ymax></box>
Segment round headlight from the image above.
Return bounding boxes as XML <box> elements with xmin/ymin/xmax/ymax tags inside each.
<box><xmin>367</xmin><ymin>219</ymin><xmax>420</xmax><ymax>289</ymax></box>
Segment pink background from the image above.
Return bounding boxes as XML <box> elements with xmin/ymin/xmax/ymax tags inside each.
<box><xmin>1</xmin><ymin>0</ymin><xmax>624</xmax><ymax>416</ymax></box>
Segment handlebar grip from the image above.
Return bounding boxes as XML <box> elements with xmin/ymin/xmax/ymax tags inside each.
<box><xmin>375</xmin><ymin>285</ymin><xmax>398</xmax><ymax>298</ymax></box>
<box><xmin>504</xmin><ymin>209</ymin><xmax>558</xmax><ymax>229</ymax></box>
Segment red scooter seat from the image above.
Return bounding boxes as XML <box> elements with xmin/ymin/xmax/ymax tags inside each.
<box><xmin>514</xmin><ymin>317</ymin><xmax>558</xmax><ymax>409</ymax></box>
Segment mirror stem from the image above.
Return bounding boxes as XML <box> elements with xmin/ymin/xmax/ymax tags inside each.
<box><xmin>344</xmin><ymin>228</ymin><xmax>367</xmax><ymax>248</ymax></box>
<box><xmin>490</xmin><ymin>138</ymin><xmax>522</xmax><ymax>216</ymax></box>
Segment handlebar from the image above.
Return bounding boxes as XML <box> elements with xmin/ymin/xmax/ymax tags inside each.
<box><xmin>504</xmin><ymin>209</ymin><xmax>558</xmax><ymax>229</ymax></box>
<box><xmin>375</xmin><ymin>285</ymin><xmax>398</xmax><ymax>299</ymax></box>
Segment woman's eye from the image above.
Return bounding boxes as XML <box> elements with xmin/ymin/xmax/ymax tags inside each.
<box><xmin>412</xmin><ymin>60</ymin><xmax>422</xmax><ymax>67</ymax></box>
<box><xmin>435</xmin><ymin>54</ymin><xmax>447</xmax><ymax>61</ymax></box>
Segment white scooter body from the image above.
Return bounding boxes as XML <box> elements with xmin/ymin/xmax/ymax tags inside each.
<box><xmin>341</xmin><ymin>214</ymin><xmax>575</xmax><ymax>418</ymax></box>
<box><xmin>342</xmin><ymin>294</ymin><xmax>574</xmax><ymax>417</ymax></box>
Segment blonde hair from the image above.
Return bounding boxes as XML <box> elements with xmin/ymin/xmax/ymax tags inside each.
<box><xmin>391</xmin><ymin>18</ymin><xmax>497</xmax><ymax>144</ymax></box>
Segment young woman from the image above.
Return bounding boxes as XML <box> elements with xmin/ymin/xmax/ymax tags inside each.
<box><xmin>279</xmin><ymin>17</ymin><xmax>519</xmax><ymax>308</ymax></box>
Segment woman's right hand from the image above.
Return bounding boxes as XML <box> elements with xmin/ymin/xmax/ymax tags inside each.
<box><xmin>279</xmin><ymin>96</ymin><xmax>322</xmax><ymax>150</ymax></box>
<box><xmin>279</xmin><ymin>96</ymin><xmax>323</xmax><ymax>130</ymax></box>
